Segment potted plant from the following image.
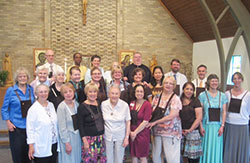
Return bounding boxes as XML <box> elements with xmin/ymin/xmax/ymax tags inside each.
<box><xmin>0</xmin><ymin>70</ymin><xmax>8</xmax><ymax>87</ymax></box>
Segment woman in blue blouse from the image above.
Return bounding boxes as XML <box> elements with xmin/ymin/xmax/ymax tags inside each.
<box><xmin>198</xmin><ymin>74</ymin><xmax>227</xmax><ymax>163</ymax></box>
<box><xmin>1</xmin><ymin>67</ymin><xmax>35</xmax><ymax>163</ymax></box>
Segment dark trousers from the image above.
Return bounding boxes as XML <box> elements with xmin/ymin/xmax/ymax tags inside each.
<box><xmin>9</xmin><ymin>127</ymin><xmax>31</xmax><ymax>163</ymax></box>
<box><xmin>34</xmin><ymin>143</ymin><xmax>58</xmax><ymax>163</ymax></box>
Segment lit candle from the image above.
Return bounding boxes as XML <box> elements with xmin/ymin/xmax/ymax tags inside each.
<box><xmin>64</xmin><ymin>58</ymin><xmax>67</xmax><ymax>73</ymax></box>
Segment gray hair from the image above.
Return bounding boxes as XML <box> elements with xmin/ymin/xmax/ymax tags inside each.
<box><xmin>36</xmin><ymin>65</ymin><xmax>49</xmax><ymax>75</ymax></box>
<box><xmin>35</xmin><ymin>84</ymin><xmax>50</xmax><ymax>97</ymax></box>
<box><xmin>14</xmin><ymin>67</ymin><xmax>30</xmax><ymax>83</ymax></box>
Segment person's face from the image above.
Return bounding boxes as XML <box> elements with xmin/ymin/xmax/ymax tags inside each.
<box><xmin>74</xmin><ymin>54</ymin><xmax>82</xmax><ymax>65</ymax></box>
<box><xmin>171</xmin><ymin>61</ymin><xmax>180</xmax><ymax>73</ymax></box>
<box><xmin>232</xmin><ymin>74</ymin><xmax>242</xmax><ymax>87</ymax></box>
<box><xmin>109</xmin><ymin>88</ymin><xmax>120</xmax><ymax>104</ymax></box>
<box><xmin>163</xmin><ymin>78</ymin><xmax>175</xmax><ymax>93</ymax></box>
<box><xmin>209</xmin><ymin>79</ymin><xmax>219</xmax><ymax>90</ymax></box>
<box><xmin>133</xmin><ymin>71</ymin><xmax>143</xmax><ymax>83</ymax></box>
<box><xmin>55</xmin><ymin>73</ymin><xmax>65</xmax><ymax>83</ymax></box>
<box><xmin>92</xmin><ymin>58</ymin><xmax>100</xmax><ymax>68</ymax></box>
<box><xmin>36</xmin><ymin>86</ymin><xmax>49</xmax><ymax>101</ymax></box>
<box><xmin>39</xmin><ymin>53</ymin><xmax>46</xmax><ymax>63</ymax></box>
<box><xmin>112</xmin><ymin>62</ymin><xmax>119</xmax><ymax>69</ymax></box>
<box><xmin>183</xmin><ymin>84</ymin><xmax>194</xmax><ymax>99</ymax></box>
<box><xmin>70</xmin><ymin>69</ymin><xmax>81</xmax><ymax>83</ymax></box>
<box><xmin>113</xmin><ymin>70</ymin><xmax>122</xmax><ymax>80</ymax></box>
<box><xmin>45</xmin><ymin>50</ymin><xmax>54</xmax><ymax>64</ymax></box>
<box><xmin>63</xmin><ymin>87</ymin><xmax>74</xmax><ymax>101</ymax></box>
<box><xmin>91</xmin><ymin>69</ymin><xmax>102</xmax><ymax>82</ymax></box>
<box><xmin>17</xmin><ymin>72</ymin><xmax>28</xmax><ymax>85</ymax></box>
<box><xmin>197</xmin><ymin>67</ymin><xmax>207</xmax><ymax>80</ymax></box>
<box><xmin>135</xmin><ymin>86</ymin><xmax>144</xmax><ymax>100</ymax></box>
<box><xmin>133</xmin><ymin>53</ymin><xmax>142</xmax><ymax>66</ymax></box>
<box><xmin>153</xmin><ymin>68</ymin><xmax>163</xmax><ymax>81</ymax></box>
<box><xmin>38</xmin><ymin>70</ymin><xmax>48</xmax><ymax>83</ymax></box>
<box><xmin>87</xmin><ymin>88</ymin><xmax>98</xmax><ymax>101</ymax></box>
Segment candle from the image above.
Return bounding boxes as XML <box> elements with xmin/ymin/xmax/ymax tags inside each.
<box><xmin>64</xmin><ymin>58</ymin><xmax>67</xmax><ymax>73</ymax></box>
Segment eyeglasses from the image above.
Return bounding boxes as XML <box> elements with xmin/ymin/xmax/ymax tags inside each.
<box><xmin>163</xmin><ymin>82</ymin><xmax>174</xmax><ymax>85</ymax></box>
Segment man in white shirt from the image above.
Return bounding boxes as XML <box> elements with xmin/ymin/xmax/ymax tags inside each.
<box><xmin>192</xmin><ymin>64</ymin><xmax>207</xmax><ymax>97</ymax></box>
<box><xmin>165</xmin><ymin>59</ymin><xmax>187</xmax><ymax>96</ymax></box>
<box><xmin>43</xmin><ymin>49</ymin><xmax>64</xmax><ymax>80</ymax></box>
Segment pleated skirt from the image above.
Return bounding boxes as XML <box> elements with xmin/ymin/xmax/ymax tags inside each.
<box><xmin>223</xmin><ymin>123</ymin><xmax>249</xmax><ymax>163</ymax></box>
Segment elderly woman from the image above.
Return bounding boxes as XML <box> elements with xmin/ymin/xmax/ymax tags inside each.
<box><xmin>149</xmin><ymin>66</ymin><xmax>164</xmax><ymax>97</ymax></box>
<box><xmin>147</xmin><ymin>76</ymin><xmax>182</xmax><ymax>163</ymax></box>
<box><xmin>69</xmin><ymin>66</ymin><xmax>86</xmax><ymax>103</ymax></box>
<box><xmin>198</xmin><ymin>74</ymin><xmax>227</xmax><ymax>163</ymax></box>
<box><xmin>57</xmin><ymin>83</ymin><xmax>81</xmax><ymax>163</ymax></box>
<box><xmin>26</xmin><ymin>84</ymin><xmax>58</xmax><ymax>163</ymax></box>
<box><xmin>1</xmin><ymin>67</ymin><xmax>35</xmax><ymax>163</ymax></box>
<box><xmin>48</xmin><ymin>69</ymin><xmax>65</xmax><ymax>111</ymax></box>
<box><xmin>30</xmin><ymin>65</ymin><xmax>50</xmax><ymax>95</ymax></box>
<box><xmin>125</xmin><ymin>68</ymin><xmax>152</xmax><ymax>104</ymax></box>
<box><xmin>77</xmin><ymin>83</ymin><xmax>106</xmax><ymax>162</ymax></box>
<box><xmin>179</xmin><ymin>82</ymin><xmax>202</xmax><ymax>163</ymax></box>
<box><xmin>90</xmin><ymin>67</ymin><xmax>107</xmax><ymax>103</ymax></box>
<box><xmin>129</xmin><ymin>84</ymin><xmax>152</xmax><ymax>163</ymax></box>
<box><xmin>106</xmin><ymin>66</ymin><xmax>129</xmax><ymax>98</ymax></box>
<box><xmin>223</xmin><ymin>72</ymin><xmax>250</xmax><ymax>163</ymax></box>
<box><xmin>102</xmin><ymin>85</ymin><xmax>131</xmax><ymax>163</ymax></box>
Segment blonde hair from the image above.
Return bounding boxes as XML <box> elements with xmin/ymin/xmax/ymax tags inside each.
<box><xmin>163</xmin><ymin>76</ymin><xmax>176</xmax><ymax>88</ymax></box>
<box><xmin>111</xmin><ymin>66</ymin><xmax>123</xmax><ymax>78</ymax></box>
<box><xmin>84</xmin><ymin>82</ymin><xmax>99</xmax><ymax>95</ymax></box>
<box><xmin>60</xmin><ymin>82</ymin><xmax>75</xmax><ymax>97</ymax></box>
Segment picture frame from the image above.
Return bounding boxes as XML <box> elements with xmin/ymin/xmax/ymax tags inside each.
<box><xmin>119</xmin><ymin>50</ymin><xmax>135</xmax><ymax>70</ymax></box>
<box><xmin>33</xmin><ymin>48</ymin><xmax>49</xmax><ymax>73</ymax></box>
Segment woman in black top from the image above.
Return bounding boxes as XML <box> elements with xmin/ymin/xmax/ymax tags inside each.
<box><xmin>77</xmin><ymin>83</ymin><xmax>106</xmax><ymax>162</ymax></box>
<box><xmin>179</xmin><ymin>82</ymin><xmax>202</xmax><ymax>163</ymax></box>
<box><xmin>48</xmin><ymin>70</ymin><xmax>64</xmax><ymax>111</ymax></box>
<box><xmin>149</xmin><ymin>66</ymin><xmax>164</xmax><ymax>98</ymax></box>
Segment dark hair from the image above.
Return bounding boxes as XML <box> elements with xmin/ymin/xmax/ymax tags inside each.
<box><xmin>91</xmin><ymin>55</ymin><xmax>101</xmax><ymax>62</ymax></box>
<box><xmin>171</xmin><ymin>59</ymin><xmax>180</xmax><ymax>65</ymax></box>
<box><xmin>231</xmin><ymin>72</ymin><xmax>244</xmax><ymax>82</ymax></box>
<box><xmin>206</xmin><ymin>74</ymin><xmax>219</xmax><ymax>90</ymax></box>
<box><xmin>197</xmin><ymin>64</ymin><xmax>207</xmax><ymax>70</ymax></box>
<box><xmin>69</xmin><ymin>66</ymin><xmax>81</xmax><ymax>75</ymax></box>
<box><xmin>150</xmin><ymin>66</ymin><xmax>164</xmax><ymax>86</ymax></box>
<box><xmin>73</xmin><ymin>53</ymin><xmax>82</xmax><ymax>59</ymax></box>
<box><xmin>180</xmin><ymin>82</ymin><xmax>195</xmax><ymax>102</ymax></box>
<box><xmin>131</xmin><ymin>68</ymin><xmax>145</xmax><ymax>79</ymax></box>
<box><xmin>132</xmin><ymin>84</ymin><xmax>147</xmax><ymax>101</ymax></box>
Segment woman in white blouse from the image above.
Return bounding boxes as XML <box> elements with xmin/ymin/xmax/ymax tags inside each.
<box><xmin>101</xmin><ymin>85</ymin><xmax>131</xmax><ymax>163</ymax></box>
<box><xmin>26</xmin><ymin>84</ymin><xmax>58</xmax><ymax>163</ymax></box>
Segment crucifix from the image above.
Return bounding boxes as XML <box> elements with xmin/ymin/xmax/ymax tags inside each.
<box><xmin>83</xmin><ymin>0</ymin><xmax>87</xmax><ymax>25</ymax></box>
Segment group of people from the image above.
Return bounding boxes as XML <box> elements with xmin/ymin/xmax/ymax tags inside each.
<box><xmin>1</xmin><ymin>50</ymin><xmax>249</xmax><ymax>163</ymax></box>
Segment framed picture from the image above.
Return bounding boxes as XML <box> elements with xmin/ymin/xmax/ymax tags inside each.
<box><xmin>81</xmin><ymin>55</ymin><xmax>92</xmax><ymax>68</ymax></box>
<box><xmin>33</xmin><ymin>48</ymin><xmax>49</xmax><ymax>73</ymax></box>
<box><xmin>119</xmin><ymin>50</ymin><xmax>135</xmax><ymax>70</ymax></box>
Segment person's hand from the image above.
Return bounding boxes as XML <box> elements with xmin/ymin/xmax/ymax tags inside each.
<box><xmin>6</xmin><ymin>120</ymin><xmax>16</xmax><ymax>132</ymax></box>
<box><xmin>65</xmin><ymin>142</ymin><xmax>72</xmax><ymax>155</ymax></box>
<box><xmin>83</xmin><ymin>140</ymin><xmax>89</xmax><ymax>152</ymax></box>
<box><xmin>182</xmin><ymin>129</ymin><xmax>191</xmax><ymax>136</ymax></box>
<box><xmin>143</xmin><ymin>81</ymin><xmax>150</xmax><ymax>87</ymax></box>
<box><xmin>122</xmin><ymin>137</ymin><xmax>129</xmax><ymax>147</ymax></box>
<box><xmin>200</xmin><ymin>126</ymin><xmax>205</xmax><ymax>137</ymax></box>
<box><xmin>28</xmin><ymin>144</ymin><xmax>35</xmax><ymax>160</ymax></box>
<box><xmin>123</xmin><ymin>77</ymin><xmax>128</xmax><ymax>81</ymax></box>
<box><xmin>218</xmin><ymin>126</ymin><xmax>224</xmax><ymax>136</ymax></box>
<box><xmin>130</xmin><ymin>132</ymin><xmax>137</xmax><ymax>141</ymax></box>
<box><xmin>146</xmin><ymin>122</ymin><xmax>156</xmax><ymax>129</ymax></box>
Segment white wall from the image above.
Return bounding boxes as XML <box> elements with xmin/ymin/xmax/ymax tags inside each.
<box><xmin>193</xmin><ymin>36</ymin><xmax>250</xmax><ymax>90</ymax></box>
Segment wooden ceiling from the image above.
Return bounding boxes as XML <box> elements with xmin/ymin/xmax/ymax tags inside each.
<box><xmin>161</xmin><ymin>0</ymin><xmax>250</xmax><ymax>42</ymax></box>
